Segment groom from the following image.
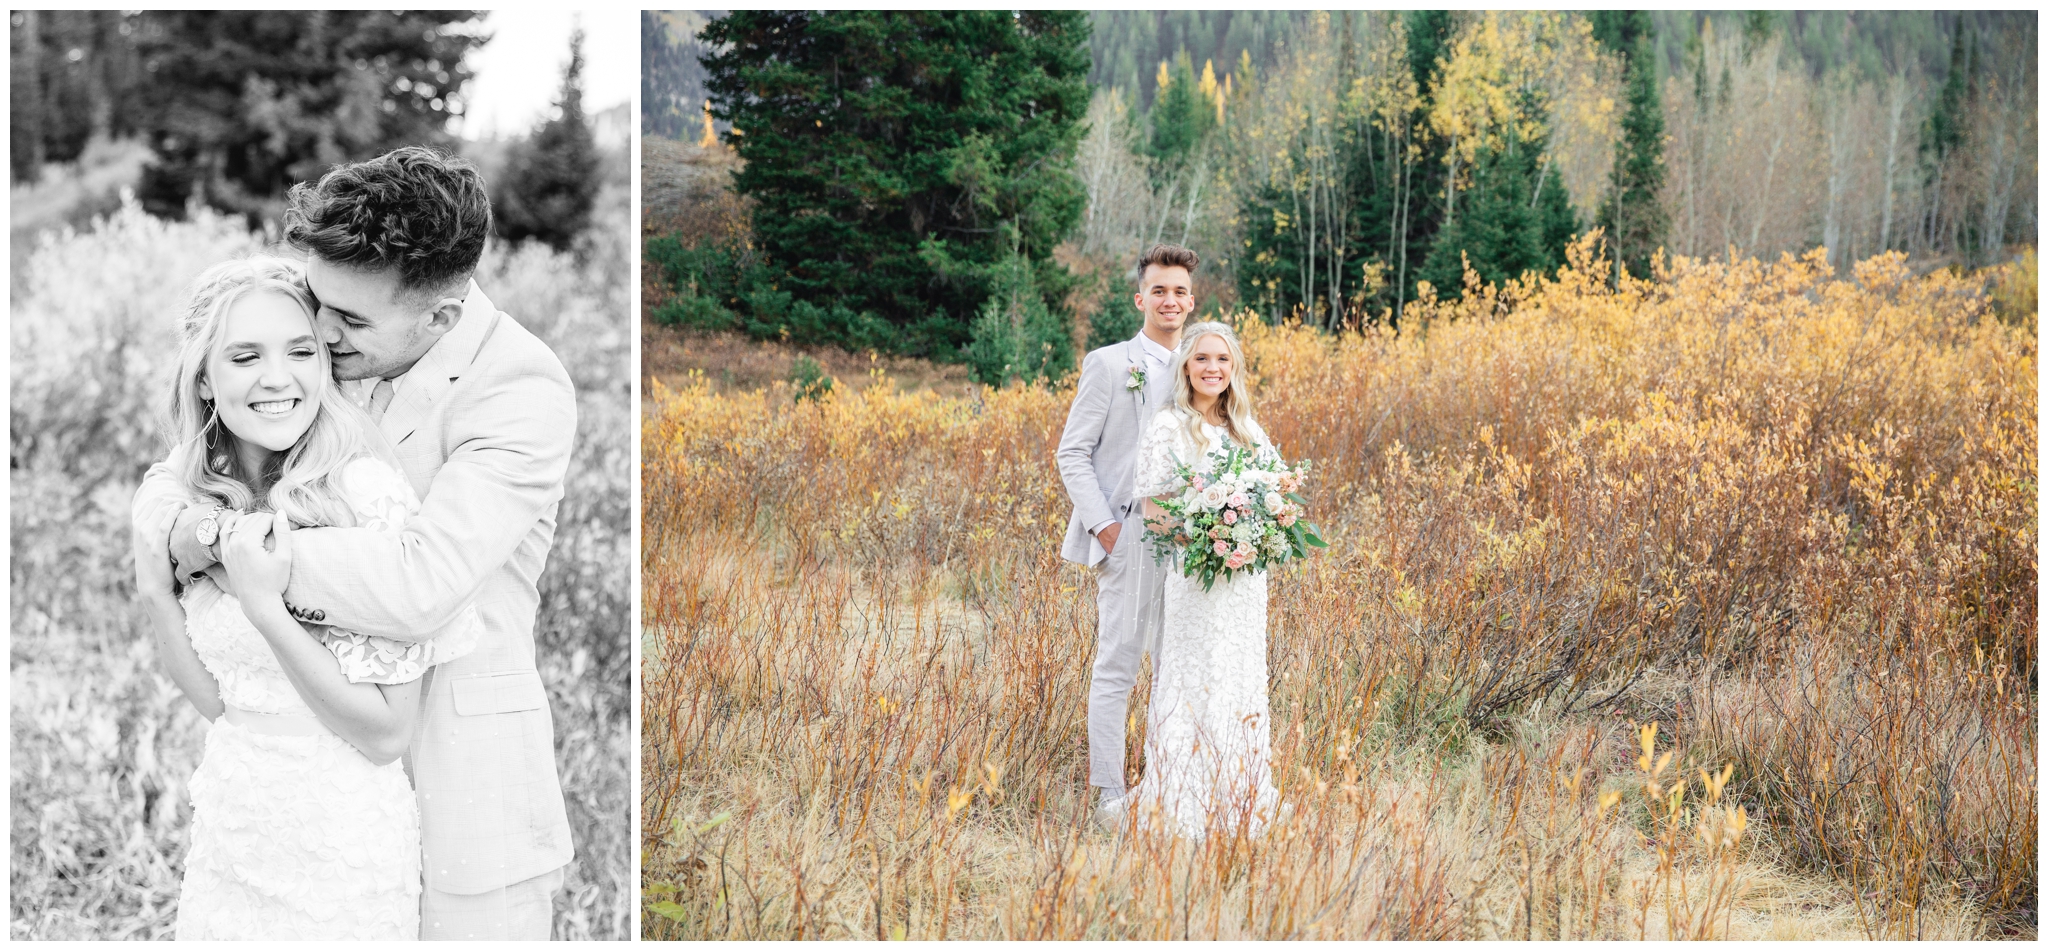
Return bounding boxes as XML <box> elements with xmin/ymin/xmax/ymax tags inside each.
<box><xmin>1056</xmin><ymin>244</ymin><xmax>1196</xmax><ymax>826</ymax></box>
<box><xmin>134</xmin><ymin>147</ymin><xmax>576</xmax><ymax>939</ymax></box>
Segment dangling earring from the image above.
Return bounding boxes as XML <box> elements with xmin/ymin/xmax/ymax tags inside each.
<box><xmin>202</xmin><ymin>400</ymin><xmax>231</xmax><ymax>474</ymax></box>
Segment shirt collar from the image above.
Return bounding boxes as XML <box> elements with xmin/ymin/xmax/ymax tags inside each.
<box><xmin>1135</xmin><ymin>330</ymin><xmax>1173</xmax><ymax>366</ymax></box>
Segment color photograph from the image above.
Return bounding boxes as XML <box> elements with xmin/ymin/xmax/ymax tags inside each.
<box><xmin>639</xmin><ymin>10</ymin><xmax>2035</xmax><ymax>940</ymax></box>
<box><xmin>10</xmin><ymin>9</ymin><xmax>632</xmax><ymax>940</ymax></box>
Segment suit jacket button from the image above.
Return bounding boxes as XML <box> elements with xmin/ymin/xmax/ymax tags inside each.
<box><xmin>312</xmin><ymin>609</ymin><xmax>326</xmax><ymax>622</ymax></box>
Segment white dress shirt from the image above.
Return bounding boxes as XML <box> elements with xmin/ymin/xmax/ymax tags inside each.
<box><xmin>1091</xmin><ymin>329</ymin><xmax>1176</xmax><ymax>538</ymax></box>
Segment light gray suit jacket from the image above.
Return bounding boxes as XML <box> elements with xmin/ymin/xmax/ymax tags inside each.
<box><xmin>1057</xmin><ymin>334</ymin><xmax>1173</xmax><ymax>566</ymax></box>
<box><xmin>141</xmin><ymin>283</ymin><xmax>577</xmax><ymax>895</ymax></box>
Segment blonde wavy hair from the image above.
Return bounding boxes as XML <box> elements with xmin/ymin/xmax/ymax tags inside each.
<box><xmin>165</xmin><ymin>255</ymin><xmax>372</xmax><ymax>529</ymax></box>
<box><xmin>1167</xmin><ymin>320</ymin><xmax>1258</xmax><ymax>448</ymax></box>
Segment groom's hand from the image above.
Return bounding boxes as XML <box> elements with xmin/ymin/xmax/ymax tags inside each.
<box><xmin>220</xmin><ymin>511</ymin><xmax>294</xmax><ymax>603</ymax></box>
<box><xmin>1096</xmin><ymin>522</ymin><xmax>1121</xmax><ymax>555</ymax></box>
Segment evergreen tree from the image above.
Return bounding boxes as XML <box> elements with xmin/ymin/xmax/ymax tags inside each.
<box><xmin>495</xmin><ymin>27</ymin><xmax>602</xmax><ymax>251</ymax></box>
<box><xmin>1147</xmin><ymin>50</ymin><xmax>1213</xmax><ymax>175</ymax></box>
<box><xmin>9</xmin><ymin>11</ymin><xmax>148</xmax><ymax>183</ymax></box>
<box><xmin>699</xmin><ymin>11</ymin><xmax>1091</xmax><ymax>358</ymax></box>
<box><xmin>128</xmin><ymin>11</ymin><xmax>481</xmax><ymax>220</ymax></box>
<box><xmin>1393</xmin><ymin>11</ymin><xmax>1456</xmax><ymax>313</ymax></box>
<box><xmin>1536</xmin><ymin>157</ymin><xmax>1577</xmax><ymax>260</ymax></box>
<box><xmin>1406</xmin><ymin>10</ymin><xmax>1455</xmax><ymax>94</ymax></box>
<box><xmin>1592</xmin><ymin>10</ymin><xmax>1669</xmax><ymax>281</ymax></box>
<box><xmin>1417</xmin><ymin>123</ymin><xmax>1575</xmax><ymax>294</ymax></box>
<box><xmin>965</xmin><ymin>252</ymin><xmax>1075</xmax><ymax>386</ymax></box>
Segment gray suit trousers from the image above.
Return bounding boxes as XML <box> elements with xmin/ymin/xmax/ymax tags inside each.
<box><xmin>1088</xmin><ymin>510</ymin><xmax>1165</xmax><ymax>791</ymax></box>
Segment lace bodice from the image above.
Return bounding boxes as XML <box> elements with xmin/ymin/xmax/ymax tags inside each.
<box><xmin>178</xmin><ymin>456</ymin><xmax>482</xmax><ymax>714</ymax></box>
<box><xmin>1131</xmin><ymin>407</ymin><xmax>1277</xmax><ymax>500</ymax></box>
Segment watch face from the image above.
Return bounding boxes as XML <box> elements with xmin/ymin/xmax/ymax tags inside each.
<box><xmin>197</xmin><ymin>516</ymin><xmax>219</xmax><ymax>546</ymax></box>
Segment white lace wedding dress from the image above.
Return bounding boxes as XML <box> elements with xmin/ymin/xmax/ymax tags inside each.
<box><xmin>1126</xmin><ymin>407</ymin><xmax>1283</xmax><ymax>838</ymax></box>
<box><xmin>174</xmin><ymin>456</ymin><xmax>480</xmax><ymax>940</ymax></box>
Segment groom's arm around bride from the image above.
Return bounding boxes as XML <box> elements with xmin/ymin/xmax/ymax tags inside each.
<box><xmin>131</xmin><ymin>146</ymin><xmax>576</xmax><ymax>939</ymax></box>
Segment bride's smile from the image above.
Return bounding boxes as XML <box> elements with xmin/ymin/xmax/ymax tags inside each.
<box><xmin>1186</xmin><ymin>335</ymin><xmax>1233</xmax><ymax>402</ymax></box>
<box><xmin>198</xmin><ymin>289</ymin><xmax>324</xmax><ymax>466</ymax></box>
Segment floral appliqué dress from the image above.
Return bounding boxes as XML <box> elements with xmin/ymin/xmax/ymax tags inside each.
<box><xmin>1126</xmin><ymin>407</ymin><xmax>1284</xmax><ymax>839</ymax></box>
<box><xmin>173</xmin><ymin>456</ymin><xmax>481</xmax><ymax>940</ymax></box>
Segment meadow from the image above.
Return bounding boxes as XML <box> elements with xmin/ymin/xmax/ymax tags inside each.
<box><xmin>8</xmin><ymin>189</ymin><xmax>633</xmax><ymax>940</ymax></box>
<box><xmin>640</xmin><ymin>241</ymin><xmax>2035</xmax><ymax>939</ymax></box>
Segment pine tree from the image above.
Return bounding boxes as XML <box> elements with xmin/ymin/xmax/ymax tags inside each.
<box><xmin>128</xmin><ymin>11</ymin><xmax>481</xmax><ymax>220</ymax></box>
<box><xmin>1396</xmin><ymin>10</ymin><xmax>1456</xmax><ymax>314</ymax></box>
<box><xmin>700</xmin><ymin>11</ymin><xmax>1091</xmax><ymax>358</ymax></box>
<box><xmin>495</xmin><ymin>27</ymin><xmax>602</xmax><ymax>251</ymax></box>
<box><xmin>965</xmin><ymin>252</ymin><xmax>1074</xmax><ymax>386</ymax></box>
<box><xmin>1417</xmin><ymin>123</ymin><xmax>1574</xmax><ymax>294</ymax></box>
<box><xmin>1147</xmin><ymin>50</ymin><xmax>1213</xmax><ymax>176</ymax></box>
<box><xmin>1592</xmin><ymin>11</ymin><xmax>1668</xmax><ymax>281</ymax></box>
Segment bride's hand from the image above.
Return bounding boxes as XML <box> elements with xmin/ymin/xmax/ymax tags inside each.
<box><xmin>131</xmin><ymin>498</ymin><xmax>185</xmax><ymax>602</ymax></box>
<box><xmin>220</xmin><ymin>511</ymin><xmax>295</xmax><ymax>605</ymax></box>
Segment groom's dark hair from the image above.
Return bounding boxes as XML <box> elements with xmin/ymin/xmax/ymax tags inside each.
<box><xmin>1136</xmin><ymin>244</ymin><xmax>1200</xmax><ymax>284</ymax></box>
<box><xmin>284</xmin><ymin>146</ymin><xmax>491</xmax><ymax>297</ymax></box>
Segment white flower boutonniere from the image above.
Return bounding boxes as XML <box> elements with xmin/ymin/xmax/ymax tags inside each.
<box><xmin>1126</xmin><ymin>366</ymin><xmax>1147</xmax><ymax>392</ymax></box>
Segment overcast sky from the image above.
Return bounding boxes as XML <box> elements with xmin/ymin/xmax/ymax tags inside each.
<box><xmin>455</xmin><ymin>9</ymin><xmax>635</xmax><ymax>141</ymax></box>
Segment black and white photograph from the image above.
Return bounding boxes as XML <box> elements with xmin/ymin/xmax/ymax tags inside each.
<box><xmin>10</xmin><ymin>10</ymin><xmax>633</xmax><ymax>940</ymax></box>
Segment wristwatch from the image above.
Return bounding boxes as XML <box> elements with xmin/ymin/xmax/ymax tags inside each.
<box><xmin>195</xmin><ymin>503</ymin><xmax>229</xmax><ymax>562</ymax></box>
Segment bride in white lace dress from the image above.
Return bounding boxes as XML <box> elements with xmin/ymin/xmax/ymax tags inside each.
<box><xmin>129</xmin><ymin>257</ymin><xmax>477</xmax><ymax>939</ymax></box>
<box><xmin>1125</xmin><ymin>321</ymin><xmax>1283</xmax><ymax>839</ymax></box>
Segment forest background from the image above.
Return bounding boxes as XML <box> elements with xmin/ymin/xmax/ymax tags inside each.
<box><xmin>11</xmin><ymin>10</ymin><xmax>632</xmax><ymax>940</ymax></box>
<box><xmin>643</xmin><ymin>9</ymin><xmax>2036</xmax><ymax>384</ymax></box>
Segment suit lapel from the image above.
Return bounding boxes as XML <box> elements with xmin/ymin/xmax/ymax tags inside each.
<box><xmin>379</xmin><ymin>281</ymin><xmax>499</xmax><ymax>446</ymax></box>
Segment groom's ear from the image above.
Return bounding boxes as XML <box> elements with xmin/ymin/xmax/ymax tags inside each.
<box><xmin>421</xmin><ymin>296</ymin><xmax>466</xmax><ymax>338</ymax></box>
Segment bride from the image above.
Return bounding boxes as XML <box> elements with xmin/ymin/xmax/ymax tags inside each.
<box><xmin>129</xmin><ymin>256</ymin><xmax>477</xmax><ymax>939</ymax></box>
<box><xmin>1124</xmin><ymin>321</ymin><xmax>1284</xmax><ymax>839</ymax></box>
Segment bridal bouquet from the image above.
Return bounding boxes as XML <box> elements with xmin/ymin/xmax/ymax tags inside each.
<box><xmin>1142</xmin><ymin>443</ymin><xmax>1327</xmax><ymax>590</ymax></box>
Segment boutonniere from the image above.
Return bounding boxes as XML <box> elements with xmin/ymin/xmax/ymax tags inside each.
<box><xmin>1126</xmin><ymin>365</ymin><xmax>1147</xmax><ymax>392</ymax></box>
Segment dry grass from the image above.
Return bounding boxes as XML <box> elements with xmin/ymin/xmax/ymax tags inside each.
<box><xmin>640</xmin><ymin>320</ymin><xmax>979</xmax><ymax>406</ymax></box>
<box><xmin>640</xmin><ymin>239</ymin><xmax>2035</xmax><ymax>939</ymax></box>
<box><xmin>10</xmin><ymin>190</ymin><xmax>633</xmax><ymax>939</ymax></box>
<box><xmin>640</xmin><ymin>137</ymin><xmax>749</xmax><ymax>249</ymax></box>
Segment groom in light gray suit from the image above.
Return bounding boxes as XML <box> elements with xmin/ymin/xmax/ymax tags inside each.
<box><xmin>1057</xmin><ymin>244</ymin><xmax>1198</xmax><ymax>826</ymax></box>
